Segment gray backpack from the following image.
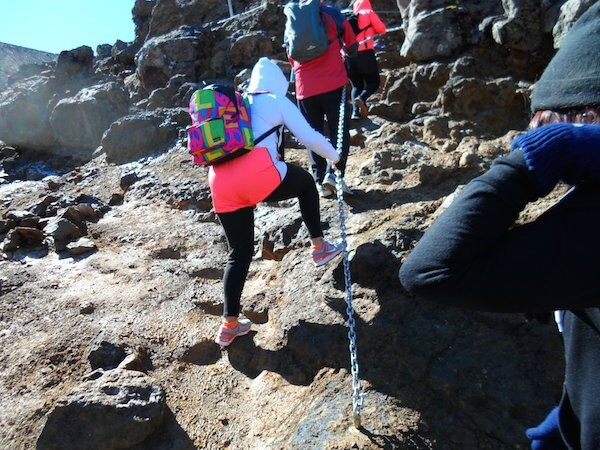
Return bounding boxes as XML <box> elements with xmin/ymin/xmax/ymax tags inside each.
<box><xmin>283</xmin><ymin>0</ymin><xmax>329</xmax><ymax>62</ymax></box>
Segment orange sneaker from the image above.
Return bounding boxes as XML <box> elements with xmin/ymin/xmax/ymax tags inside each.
<box><xmin>354</xmin><ymin>98</ymin><xmax>369</xmax><ymax>117</ymax></box>
<box><xmin>311</xmin><ymin>240</ymin><xmax>343</xmax><ymax>267</ymax></box>
<box><xmin>215</xmin><ymin>318</ymin><xmax>251</xmax><ymax>347</ymax></box>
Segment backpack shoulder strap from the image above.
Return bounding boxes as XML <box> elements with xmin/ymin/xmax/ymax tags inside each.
<box><xmin>244</xmin><ymin>92</ymin><xmax>283</xmax><ymax>146</ymax></box>
<box><xmin>254</xmin><ymin>125</ymin><xmax>283</xmax><ymax>146</ymax></box>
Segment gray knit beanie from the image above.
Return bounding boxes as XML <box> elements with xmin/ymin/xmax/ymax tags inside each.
<box><xmin>530</xmin><ymin>1</ymin><xmax>600</xmax><ymax>112</ymax></box>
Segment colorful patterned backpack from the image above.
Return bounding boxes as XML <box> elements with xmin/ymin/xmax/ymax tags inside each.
<box><xmin>187</xmin><ymin>84</ymin><xmax>282</xmax><ymax>166</ymax></box>
<box><xmin>186</xmin><ymin>85</ymin><xmax>254</xmax><ymax>166</ymax></box>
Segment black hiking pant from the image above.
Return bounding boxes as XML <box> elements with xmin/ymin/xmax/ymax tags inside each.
<box><xmin>217</xmin><ymin>163</ymin><xmax>323</xmax><ymax>317</ymax></box>
<box><xmin>347</xmin><ymin>49</ymin><xmax>381</xmax><ymax>113</ymax></box>
<box><xmin>298</xmin><ymin>86</ymin><xmax>350</xmax><ymax>184</ymax></box>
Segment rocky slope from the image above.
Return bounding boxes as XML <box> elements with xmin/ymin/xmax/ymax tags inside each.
<box><xmin>0</xmin><ymin>42</ymin><xmax>56</xmax><ymax>90</ymax></box>
<box><xmin>0</xmin><ymin>0</ymin><xmax>592</xmax><ymax>449</ymax></box>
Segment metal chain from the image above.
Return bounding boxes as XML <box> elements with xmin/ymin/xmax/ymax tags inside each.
<box><xmin>334</xmin><ymin>85</ymin><xmax>365</xmax><ymax>428</ymax></box>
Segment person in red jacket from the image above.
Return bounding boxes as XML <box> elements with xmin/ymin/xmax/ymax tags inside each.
<box><xmin>288</xmin><ymin>5</ymin><xmax>357</xmax><ymax>198</ymax></box>
<box><xmin>347</xmin><ymin>0</ymin><xmax>386</xmax><ymax>120</ymax></box>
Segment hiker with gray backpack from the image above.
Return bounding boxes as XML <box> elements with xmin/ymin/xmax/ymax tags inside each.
<box><xmin>283</xmin><ymin>0</ymin><xmax>358</xmax><ymax>198</ymax></box>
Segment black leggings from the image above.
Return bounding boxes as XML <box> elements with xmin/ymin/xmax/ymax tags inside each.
<box><xmin>217</xmin><ymin>163</ymin><xmax>323</xmax><ymax>317</ymax></box>
<box><xmin>347</xmin><ymin>49</ymin><xmax>381</xmax><ymax>109</ymax></box>
<box><xmin>350</xmin><ymin>71</ymin><xmax>380</xmax><ymax>105</ymax></box>
<box><xmin>298</xmin><ymin>86</ymin><xmax>351</xmax><ymax>184</ymax></box>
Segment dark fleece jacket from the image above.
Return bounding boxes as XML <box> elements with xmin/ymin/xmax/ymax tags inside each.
<box><xmin>400</xmin><ymin>149</ymin><xmax>600</xmax><ymax>449</ymax></box>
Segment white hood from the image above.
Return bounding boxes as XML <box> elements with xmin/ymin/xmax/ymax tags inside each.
<box><xmin>246</xmin><ymin>57</ymin><xmax>289</xmax><ymax>97</ymax></box>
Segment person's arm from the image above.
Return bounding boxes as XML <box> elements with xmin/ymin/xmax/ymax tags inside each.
<box><xmin>399</xmin><ymin>125</ymin><xmax>600</xmax><ymax>312</ymax></box>
<box><xmin>279</xmin><ymin>95</ymin><xmax>339</xmax><ymax>163</ymax></box>
<box><xmin>400</xmin><ymin>150</ymin><xmax>544</xmax><ymax>311</ymax></box>
<box><xmin>513</xmin><ymin>123</ymin><xmax>600</xmax><ymax>194</ymax></box>
<box><xmin>367</xmin><ymin>11</ymin><xmax>386</xmax><ymax>35</ymax></box>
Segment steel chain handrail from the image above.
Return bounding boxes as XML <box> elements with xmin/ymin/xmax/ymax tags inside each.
<box><xmin>334</xmin><ymin>85</ymin><xmax>365</xmax><ymax>428</ymax></box>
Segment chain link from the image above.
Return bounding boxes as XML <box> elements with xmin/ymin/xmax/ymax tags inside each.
<box><xmin>334</xmin><ymin>85</ymin><xmax>365</xmax><ymax>428</ymax></box>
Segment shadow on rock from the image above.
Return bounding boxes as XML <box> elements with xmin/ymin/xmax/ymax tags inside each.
<box><xmin>129</xmin><ymin>406</ymin><xmax>197</xmax><ymax>450</ymax></box>
<box><xmin>181</xmin><ymin>241</ymin><xmax>564</xmax><ymax>447</ymax></box>
<box><xmin>179</xmin><ymin>325</ymin><xmax>349</xmax><ymax>386</ymax></box>
<box><xmin>226</xmin><ymin>322</ymin><xmax>351</xmax><ymax>385</ymax></box>
<box><xmin>359</xmin><ymin>425</ymin><xmax>431</xmax><ymax>449</ymax></box>
<box><xmin>180</xmin><ymin>339</ymin><xmax>221</xmax><ymax>366</ymax></box>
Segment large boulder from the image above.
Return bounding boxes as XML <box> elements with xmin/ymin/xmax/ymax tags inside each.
<box><xmin>49</xmin><ymin>81</ymin><xmax>130</xmax><ymax>155</ymax></box>
<box><xmin>55</xmin><ymin>46</ymin><xmax>94</xmax><ymax>78</ymax></box>
<box><xmin>551</xmin><ymin>0</ymin><xmax>595</xmax><ymax>47</ymax></box>
<box><xmin>96</xmin><ymin>44</ymin><xmax>113</xmax><ymax>59</ymax></box>
<box><xmin>146</xmin><ymin>0</ymin><xmax>224</xmax><ymax>38</ymax></box>
<box><xmin>492</xmin><ymin>0</ymin><xmax>545</xmax><ymax>51</ymax></box>
<box><xmin>376</xmin><ymin>62</ymin><xmax>450</xmax><ymax>122</ymax></box>
<box><xmin>135</xmin><ymin>27</ymin><xmax>208</xmax><ymax>93</ymax></box>
<box><xmin>0</xmin><ymin>76</ymin><xmax>58</xmax><ymax>150</ymax></box>
<box><xmin>400</xmin><ymin>5</ymin><xmax>470</xmax><ymax>61</ymax></box>
<box><xmin>100</xmin><ymin>108</ymin><xmax>187</xmax><ymax>164</ymax></box>
<box><xmin>133</xmin><ymin>0</ymin><xmax>156</xmax><ymax>44</ymax></box>
<box><xmin>146</xmin><ymin>74</ymin><xmax>194</xmax><ymax>110</ymax></box>
<box><xmin>229</xmin><ymin>32</ymin><xmax>274</xmax><ymax>71</ymax></box>
<box><xmin>36</xmin><ymin>369</ymin><xmax>165</xmax><ymax>450</ymax></box>
<box><xmin>397</xmin><ymin>0</ymin><xmax>502</xmax><ymax>62</ymax></box>
<box><xmin>111</xmin><ymin>40</ymin><xmax>141</xmax><ymax>67</ymax></box>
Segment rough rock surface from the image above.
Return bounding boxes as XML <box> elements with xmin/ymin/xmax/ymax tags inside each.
<box><xmin>0</xmin><ymin>0</ymin><xmax>591</xmax><ymax>449</ymax></box>
<box><xmin>36</xmin><ymin>369</ymin><xmax>165</xmax><ymax>450</ymax></box>
<box><xmin>49</xmin><ymin>81</ymin><xmax>130</xmax><ymax>150</ymax></box>
<box><xmin>0</xmin><ymin>43</ymin><xmax>56</xmax><ymax>90</ymax></box>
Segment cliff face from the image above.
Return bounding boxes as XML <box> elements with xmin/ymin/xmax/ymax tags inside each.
<box><xmin>0</xmin><ymin>42</ymin><xmax>56</xmax><ymax>90</ymax></box>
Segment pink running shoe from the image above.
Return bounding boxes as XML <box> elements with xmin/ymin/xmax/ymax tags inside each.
<box><xmin>311</xmin><ymin>240</ymin><xmax>343</xmax><ymax>267</ymax></box>
<box><xmin>215</xmin><ymin>318</ymin><xmax>252</xmax><ymax>347</ymax></box>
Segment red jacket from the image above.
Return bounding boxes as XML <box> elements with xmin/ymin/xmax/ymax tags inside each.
<box><xmin>353</xmin><ymin>0</ymin><xmax>387</xmax><ymax>52</ymax></box>
<box><xmin>289</xmin><ymin>13</ymin><xmax>356</xmax><ymax>100</ymax></box>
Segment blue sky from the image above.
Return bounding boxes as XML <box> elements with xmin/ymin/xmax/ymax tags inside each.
<box><xmin>0</xmin><ymin>0</ymin><xmax>136</xmax><ymax>54</ymax></box>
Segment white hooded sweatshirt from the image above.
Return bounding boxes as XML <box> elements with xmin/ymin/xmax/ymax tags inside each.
<box><xmin>246</xmin><ymin>57</ymin><xmax>339</xmax><ymax>181</ymax></box>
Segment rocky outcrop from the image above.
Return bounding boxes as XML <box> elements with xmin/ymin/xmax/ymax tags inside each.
<box><xmin>135</xmin><ymin>27</ymin><xmax>206</xmax><ymax>93</ymax></box>
<box><xmin>0</xmin><ymin>42</ymin><xmax>56</xmax><ymax>90</ymax></box>
<box><xmin>551</xmin><ymin>0</ymin><xmax>596</xmax><ymax>47</ymax></box>
<box><xmin>436</xmin><ymin>75</ymin><xmax>531</xmax><ymax>135</ymax></box>
<box><xmin>2</xmin><ymin>0</ymin><xmax>596</xmax><ymax>159</ymax></box>
<box><xmin>50</xmin><ymin>81</ymin><xmax>130</xmax><ymax>152</ymax></box>
<box><xmin>37</xmin><ymin>369</ymin><xmax>165</xmax><ymax>450</ymax></box>
<box><xmin>0</xmin><ymin>46</ymin><xmax>108</xmax><ymax>156</ymax></box>
<box><xmin>0</xmin><ymin>2</ymin><xmax>596</xmax><ymax>448</ymax></box>
<box><xmin>101</xmin><ymin>108</ymin><xmax>187</xmax><ymax>164</ymax></box>
<box><xmin>145</xmin><ymin>0</ymin><xmax>227</xmax><ymax>39</ymax></box>
<box><xmin>396</xmin><ymin>0</ymin><xmax>502</xmax><ymax>61</ymax></box>
<box><xmin>0</xmin><ymin>76</ymin><xmax>59</xmax><ymax>151</ymax></box>
<box><xmin>491</xmin><ymin>0</ymin><xmax>545</xmax><ymax>51</ymax></box>
<box><xmin>55</xmin><ymin>46</ymin><xmax>94</xmax><ymax>77</ymax></box>
<box><xmin>132</xmin><ymin>0</ymin><xmax>156</xmax><ymax>45</ymax></box>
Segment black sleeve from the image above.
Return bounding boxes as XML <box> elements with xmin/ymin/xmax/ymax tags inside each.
<box><xmin>399</xmin><ymin>149</ymin><xmax>600</xmax><ymax>313</ymax></box>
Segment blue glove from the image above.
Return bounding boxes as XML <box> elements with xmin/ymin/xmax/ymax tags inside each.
<box><xmin>511</xmin><ymin>123</ymin><xmax>600</xmax><ymax>195</ymax></box>
<box><xmin>525</xmin><ymin>407</ymin><xmax>567</xmax><ymax>450</ymax></box>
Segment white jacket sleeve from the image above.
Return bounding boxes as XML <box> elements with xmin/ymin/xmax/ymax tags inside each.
<box><xmin>278</xmin><ymin>96</ymin><xmax>340</xmax><ymax>163</ymax></box>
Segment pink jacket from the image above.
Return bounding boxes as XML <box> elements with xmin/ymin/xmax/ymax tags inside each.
<box><xmin>352</xmin><ymin>0</ymin><xmax>387</xmax><ymax>52</ymax></box>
